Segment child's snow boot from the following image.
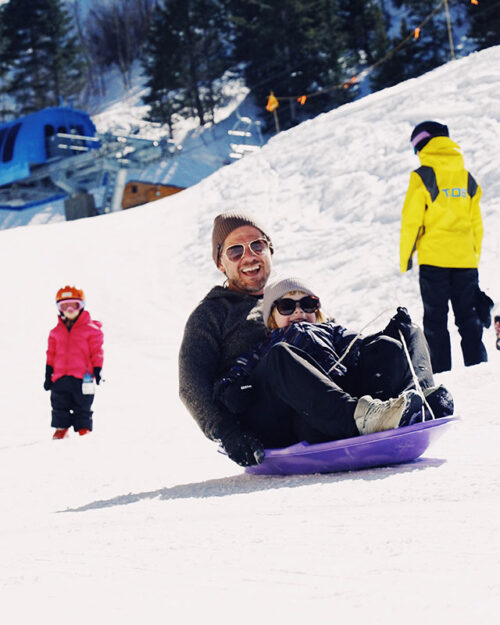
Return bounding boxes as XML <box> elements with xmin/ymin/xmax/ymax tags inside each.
<box><xmin>52</xmin><ymin>428</ymin><xmax>69</xmax><ymax>440</ymax></box>
<box><xmin>78</xmin><ymin>429</ymin><xmax>91</xmax><ymax>436</ymax></box>
<box><xmin>354</xmin><ymin>390</ymin><xmax>423</xmax><ymax>434</ymax></box>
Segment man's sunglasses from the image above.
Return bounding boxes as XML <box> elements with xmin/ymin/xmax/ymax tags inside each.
<box><xmin>221</xmin><ymin>238</ymin><xmax>270</xmax><ymax>263</ymax></box>
<box><xmin>274</xmin><ymin>295</ymin><xmax>320</xmax><ymax>316</ymax></box>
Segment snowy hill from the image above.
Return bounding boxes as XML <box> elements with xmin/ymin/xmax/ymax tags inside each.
<box><xmin>1</xmin><ymin>46</ymin><xmax>500</xmax><ymax>624</ymax></box>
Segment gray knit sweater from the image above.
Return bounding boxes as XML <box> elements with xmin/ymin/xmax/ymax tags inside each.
<box><xmin>178</xmin><ymin>286</ymin><xmax>267</xmax><ymax>441</ymax></box>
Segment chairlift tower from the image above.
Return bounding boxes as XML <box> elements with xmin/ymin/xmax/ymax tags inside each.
<box><xmin>227</xmin><ymin>110</ymin><xmax>264</xmax><ymax>161</ymax></box>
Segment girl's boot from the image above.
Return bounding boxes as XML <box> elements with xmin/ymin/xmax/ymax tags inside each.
<box><xmin>52</xmin><ymin>428</ymin><xmax>69</xmax><ymax>440</ymax></box>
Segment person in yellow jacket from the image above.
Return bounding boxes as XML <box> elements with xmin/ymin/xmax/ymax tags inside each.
<box><xmin>400</xmin><ymin>120</ymin><xmax>487</xmax><ymax>373</ymax></box>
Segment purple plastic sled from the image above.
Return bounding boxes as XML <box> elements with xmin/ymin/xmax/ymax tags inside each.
<box><xmin>245</xmin><ymin>417</ymin><xmax>458</xmax><ymax>476</ymax></box>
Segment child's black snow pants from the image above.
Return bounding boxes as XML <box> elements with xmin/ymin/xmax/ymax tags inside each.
<box><xmin>239</xmin><ymin>325</ymin><xmax>435</xmax><ymax>448</ymax></box>
<box><xmin>51</xmin><ymin>375</ymin><xmax>94</xmax><ymax>431</ymax></box>
<box><xmin>352</xmin><ymin>324</ymin><xmax>434</xmax><ymax>401</ymax></box>
<box><xmin>241</xmin><ymin>343</ymin><xmax>360</xmax><ymax>448</ymax></box>
<box><xmin>419</xmin><ymin>265</ymin><xmax>487</xmax><ymax>373</ymax></box>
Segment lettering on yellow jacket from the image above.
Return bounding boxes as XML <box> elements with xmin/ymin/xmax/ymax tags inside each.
<box><xmin>400</xmin><ymin>136</ymin><xmax>483</xmax><ymax>272</ymax></box>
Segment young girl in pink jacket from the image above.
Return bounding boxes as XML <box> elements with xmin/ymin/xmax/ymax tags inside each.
<box><xmin>44</xmin><ymin>286</ymin><xmax>104</xmax><ymax>439</ymax></box>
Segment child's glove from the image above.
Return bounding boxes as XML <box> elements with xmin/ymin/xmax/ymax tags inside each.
<box><xmin>93</xmin><ymin>367</ymin><xmax>102</xmax><ymax>385</ymax></box>
<box><xmin>43</xmin><ymin>365</ymin><xmax>54</xmax><ymax>391</ymax></box>
<box><xmin>383</xmin><ymin>307</ymin><xmax>413</xmax><ymax>342</ymax></box>
<box><xmin>219</xmin><ymin>427</ymin><xmax>265</xmax><ymax>466</ymax></box>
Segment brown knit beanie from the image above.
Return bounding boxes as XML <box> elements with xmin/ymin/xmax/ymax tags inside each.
<box><xmin>262</xmin><ymin>276</ymin><xmax>320</xmax><ymax>326</ymax></box>
<box><xmin>212</xmin><ymin>211</ymin><xmax>273</xmax><ymax>265</ymax></box>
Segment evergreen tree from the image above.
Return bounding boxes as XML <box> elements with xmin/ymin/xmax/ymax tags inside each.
<box><xmin>465</xmin><ymin>0</ymin><xmax>500</xmax><ymax>50</ymax></box>
<box><xmin>0</xmin><ymin>7</ymin><xmax>10</xmax><ymax>119</ymax></box>
<box><xmin>142</xmin><ymin>4</ymin><xmax>185</xmax><ymax>135</ymax></box>
<box><xmin>393</xmin><ymin>0</ymin><xmax>453</xmax><ymax>74</ymax></box>
<box><xmin>0</xmin><ymin>6</ymin><xmax>6</xmax><ymax>81</ymax></box>
<box><xmin>228</xmin><ymin>0</ymin><xmax>352</xmax><ymax>130</ymax></box>
<box><xmin>142</xmin><ymin>0</ymin><xmax>231</xmax><ymax>129</ymax></box>
<box><xmin>0</xmin><ymin>0</ymin><xmax>84</xmax><ymax>115</ymax></box>
<box><xmin>338</xmin><ymin>0</ymin><xmax>383</xmax><ymax>66</ymax></box>
<box><xmin>370</xmin><ymin>16</ymin><xmax>415</xmax><ymax>91</ymax></box>
<box><xmin>313</xmin><ymin>0</ymin><xmax>352</xmax><ymax>112</ymax></box>
<box><xmin>371</xmin><ymin>3</ymin><xmax>391</xmax><ymax>65</ymax></box>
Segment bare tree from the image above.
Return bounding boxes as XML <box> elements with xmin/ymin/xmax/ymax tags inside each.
<box><xmin>78</xmin><ymin>0</ymin><xmax>158</xmax><ymax>90</ymax></box>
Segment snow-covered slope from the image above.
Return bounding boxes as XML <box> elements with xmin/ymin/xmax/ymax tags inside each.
<box><xmin>1</xmin><ymin>46</ymin><xmax>499</xmax><ymax>624</ymax></box>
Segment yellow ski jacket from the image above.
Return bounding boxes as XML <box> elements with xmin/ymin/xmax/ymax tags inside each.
<box><xmin>400</xmin><ymin>137</ymin><xmax>483</xmax><ymax>272</ymax></box>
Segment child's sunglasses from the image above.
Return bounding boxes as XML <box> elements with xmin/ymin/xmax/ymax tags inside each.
<box><xmin>274</xmin><ymin>295</ymin><xmax>320</xmax><ymax>316</ymax></box>
<box><xmin>221</xmin><ymin>238</ymin><xmax>270</xmax><ymax>262</ymax></box>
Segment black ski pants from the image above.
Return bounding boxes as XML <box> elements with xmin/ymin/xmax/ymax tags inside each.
<box><xmin>240</xmin><ymin>343</ymin><xmax>359</xmax><ymax>448</ymax></box>
<box><xmin>351</xmin><ymin>324</ymin><xmax>434</xmax><ymax>401</ymax></box>
<box><xmin>239</xmin><ymin>326</ymin><xmax>434</xmax><ymax>448</ymax></box>
<box><xmin>419</xmin><ymin>265</ymin><xmax>487</xmax><ymax>373</ymax></box>
<box><xmin>51</xmin><ymin>375</ymin><xmax>94</xmax><ymax>431</ymax></box>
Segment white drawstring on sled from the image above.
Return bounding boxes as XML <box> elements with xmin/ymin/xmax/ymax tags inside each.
<box><xmin>328</xmin><ymin>308</ymin><xmax>436</xmax><ymax>421</ymax></box>
<box><xmin>398</xmin><ymin>329</ymin><xmax>435</xmax><ymax>420</ymax></box>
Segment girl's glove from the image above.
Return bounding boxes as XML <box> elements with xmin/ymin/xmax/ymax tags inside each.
<box><xmin>383</xmin><ymin>307</ymin><xmax>413</xmax><ymax>341</ymax></box>
<box><xmin>43</xmin><ymin>365</ymin><xmax>54</xmax><ymax>391</ymax></box>
<box><xmin>93</xmin><ymin>367</ymin><xmax>102</xmax><ymax>385</ymax></box>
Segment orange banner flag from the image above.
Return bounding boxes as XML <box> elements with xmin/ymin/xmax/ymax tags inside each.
<box><xmin>266</xmin><ymin>92</ymin><xmax>279</xmax><ymax>112</ymax></box>
<box><xmin>343</xmin><ymin>76</ymin><xmax>357</xmax><ymax>89</ymax></box>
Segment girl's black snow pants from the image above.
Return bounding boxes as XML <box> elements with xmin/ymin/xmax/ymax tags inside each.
<box><xmin>239</xmin><ymin>325</ymin><xmax>435</xmax><ymax>448</ymax></box>
<box><xmin>352</xmin><ymin>324</ymin><xmax>434</xmax><ymax>401</ymax></box>
<box><xmin>50</xmin><ymin>375</ymin><xmax>94</xmax><ymax>431</ymax></box>
<box><xmin>240</xmin><ymin>343</ymin><xmax>359</xmax><ymax>448</ymax></box>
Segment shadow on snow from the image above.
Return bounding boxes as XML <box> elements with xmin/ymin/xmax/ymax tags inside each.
<box><xmin>61</xmin><ymin>456</ymin><xmax>447</xmax><ymax>513</ymax></box>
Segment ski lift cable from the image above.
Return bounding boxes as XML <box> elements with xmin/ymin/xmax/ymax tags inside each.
<box><xmin>270</xmin><ymin>0</ymin><xmax>447</xmax><ymax>103</ymax></box>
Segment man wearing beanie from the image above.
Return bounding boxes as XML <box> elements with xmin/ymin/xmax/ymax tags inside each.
<box><xmin>179</xmin><ymin>211</ymin><xmax>274</xmax><ymax>466</ymax></box>
<box><xmin>400</xmin><ymin>120</ymin><xmax>487</xmax><ymax>373</ymax></box>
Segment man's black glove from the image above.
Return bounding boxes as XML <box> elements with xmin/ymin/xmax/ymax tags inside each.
<box><xmin>220</xmin><ymin>428</ymin><xmax>265</xmax><ymax>467</ymax></box>
<box><xmin>383</xmin><ymin>307</ymin><xmax>413</xmax><ymax>341</ymax></box>
<box><xmin>43</xmin><ymin>365</ymin><xmax>54</xmax><ymax>391</ymax></box>
<box><xmin>220</xmin><ymin>379</ymin><xmax>255</xmax><ymax>414</ymax></box>
<box><xmin>93</xmin><ymin>367</ymin><xmax>102</xmax><ymax>385</ymax></box>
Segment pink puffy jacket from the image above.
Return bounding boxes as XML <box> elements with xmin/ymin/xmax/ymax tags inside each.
<box><xmin>46</xmin><ymin>310</ymin><xmax>104</xmax><ymax>382</ymax></box>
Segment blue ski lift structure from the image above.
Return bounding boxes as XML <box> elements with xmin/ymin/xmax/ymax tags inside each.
<box><xmin>0</xmin><ymin>106</ymin><xmax>177</xmax><ymax>212</ymax></box>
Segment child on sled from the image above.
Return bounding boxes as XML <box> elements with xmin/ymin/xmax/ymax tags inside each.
<box><xmin>44</xmin><ymin>286</ymin><xmax>104</xmax><ymax>440</ymax></box>
<box><xmin>214</xmin><ymin>276</ymin><xmax>453</xmax><ymax>459</ymax></box>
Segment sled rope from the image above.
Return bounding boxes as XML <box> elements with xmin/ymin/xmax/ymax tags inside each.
<box><xmin>328</xmin><ymin>308</ymin><xmax>393</xmax><ymax>374</ymax></box>
<box><xmin>329</xmin><ymin>309</ymin><xmax>436</xmax><ymax>420</ymax></box>
<box><xmin>398</xmin><ymin>329</ymin><xmax>435</xmax><ymax>420</ymax></box>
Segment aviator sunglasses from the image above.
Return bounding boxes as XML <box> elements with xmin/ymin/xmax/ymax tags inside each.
<box><xmin>221</xmin><ymin>238</ymin><xmax>270</xmax><ymax>262</ymax></box>
<box><xmin>274</xmin><ymin>295</ymin><xmax>320</xmax><ymax>316</ymax></box>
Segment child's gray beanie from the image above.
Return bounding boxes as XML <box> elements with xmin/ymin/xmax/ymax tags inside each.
<box><xmin>262</xmin><ymin>276</ymin><xmax>319</xmax><ymax>326</ymax></box>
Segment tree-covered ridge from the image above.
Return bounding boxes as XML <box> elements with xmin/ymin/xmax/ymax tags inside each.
<box><xmin>0</xmin><ymin>0</ymin><xmax>498</xmax><ymax>129</ymax></box>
